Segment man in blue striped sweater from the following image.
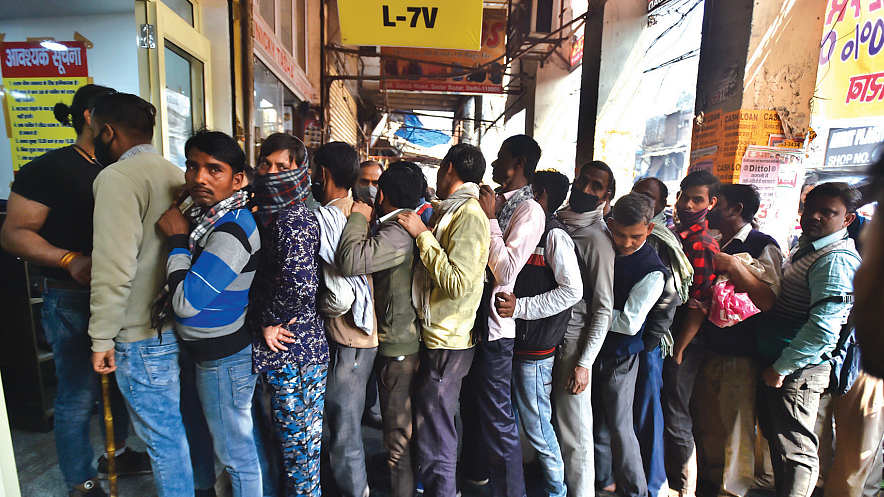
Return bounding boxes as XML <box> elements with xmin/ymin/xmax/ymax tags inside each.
<box><xmin>156</xmin><ymin>130</ymin><xmax>262</xmax><ymax>497</ymax></box>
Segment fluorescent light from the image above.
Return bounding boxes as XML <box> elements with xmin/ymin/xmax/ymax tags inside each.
<box><xmin>40</xmin><ymin>40</ymin><xmax>68</xmax><ymax>51</ymax></box>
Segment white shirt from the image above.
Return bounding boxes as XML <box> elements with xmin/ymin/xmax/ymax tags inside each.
<box><xmin>609</xmin><ymin>269</ymin><xmax>665</xmax><ymax>336</ymax></box>
<box><xmin>513</xmin><ymin>227</ymin><xmax>583</xmax><ymax>320</ymax></box>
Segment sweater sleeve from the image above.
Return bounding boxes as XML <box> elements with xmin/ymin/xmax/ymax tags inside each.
<box><xmin>487</xmin><ymin>201</ymin><xmax>545</xmax><ymax>286</ymax></box>
<box><xmin>167</xmin><ymin>215</ymin><xmax>254</xmax><ymax>318</ymax></box>
<box><xmin>88</xmin><ymin>169</ymin><xmax>146</xmax><ymax>352</ymax></box>
<box><xmin>576</xmin><ymin>230</ymin><xmax>615</xmax><ymax>368</ymax></box>
<box><xmin>336</xmin><ymin>213</ymin><xmax>413</xmax><ymax>277</ymax></box>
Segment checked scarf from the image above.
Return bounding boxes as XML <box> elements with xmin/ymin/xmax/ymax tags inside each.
<box><xmin>184</xmin><ymin>189</ymin><xmax>250</xmax><ymax>252</ymax></box>
<box><xmin>253</xmin><ymin>162</ymin><xmax>310</xmax><ymax>227</ymax></box>
<box><xmin>496</xmin><ymin>184</ymin><xmax>534</xmax><ymax>233</ymax></box>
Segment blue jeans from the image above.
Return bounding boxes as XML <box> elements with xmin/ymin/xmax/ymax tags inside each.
<box><xmin>195</xmin><ymin>345</ymin><xmax>261</xmax><ymax>497</ymax></box>
<box><xmin>42</xmin><ymin>284</ymin><xmax>130</xmax><ymax>489</ymax></box>
<box><xmin>512</xmin><ymin>356</ymin><xmax>566</xmax><ymax>497</ymax></box>
<box><xmin>114</xmin><ymin>330</ymin><xmax>194</xmax><ymax>497</ymax></box>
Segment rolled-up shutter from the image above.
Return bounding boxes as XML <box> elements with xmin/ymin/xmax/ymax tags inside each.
<box><xmin>327</xmin><ymin>69</ymin><xmax>358</xmax><ymax>145</ymax></box>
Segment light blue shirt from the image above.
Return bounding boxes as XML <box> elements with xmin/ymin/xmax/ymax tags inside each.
<box><xmin>773</xmin><ymin>228</ymin><xmax>861</xmax><ymax>375</ymax></box>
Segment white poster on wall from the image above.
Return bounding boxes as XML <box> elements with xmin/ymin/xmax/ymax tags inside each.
<box><xmin>165</xmin><ymin>88</ymin><xmax>190</xmax><ymax>170</ymax></box>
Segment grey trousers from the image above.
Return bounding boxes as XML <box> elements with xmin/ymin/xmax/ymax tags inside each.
<box><xmin>662</xmin><ymin>340</ymin><xmax>707</xmax><ymax>494</ymax></box>
<box><xmin>593</xmin><ymin>353</ymin><xmax>648</xmax><ymax>497</ymax></box>
<box><xmin>324</xmin><ymin>342</ymin><xmax>378</xmax><ymax>497</ymax></box>
<box><xmin>552</xmin><ymin>337</ymin><xmax>596</xmax><ymax>497</ymax></box>
<box><xmin>377</xmin><ymin>353</ymin><xmax>420</xmax><ymax>497</ymax></box>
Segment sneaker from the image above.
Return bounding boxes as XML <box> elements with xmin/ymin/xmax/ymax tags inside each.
<box><xmin>69</xmin><ymin>480</ymin><xmax>108</xmax><ymax>497</ymax></box>
<box><xmin>462</xmin><ymin>476</ymin><xmax>489</xmax><ymax>486</ymax></box>
<box><xmin>97</xmin><ymin>449</ymin><xmax>152</xmax><ymax>479</ymax></box>
<box><xmin>416</xmin><ymin>481</ymin><xmax>424</xmax><ymax>494</ymax></box>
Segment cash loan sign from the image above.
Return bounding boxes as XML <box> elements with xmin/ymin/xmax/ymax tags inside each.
<box><xmin>337</xmin><ymin>0</ymin><xmax>484</xmax><ymax>50</ymax></box>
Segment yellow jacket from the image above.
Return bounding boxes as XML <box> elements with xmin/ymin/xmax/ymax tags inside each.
<box><xmin>415</xmin><ymin>196</ymin><xmax>489</xmax><ymax>350</ymax></box>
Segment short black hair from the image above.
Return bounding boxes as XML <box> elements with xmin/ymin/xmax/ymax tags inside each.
<box><xmin>805</xmin><ymin>181</ymin><xmax>862</xmax><ymax>213</ymax></box>
<box><xmin>635</xmin><ymin>176</ymin><xmax>668</xmax><ymax>205</ymax></box>
<box><xmin>581</xmin><ymin>160</ymin><xmax>615</xmax><ymax>195</ymax></box>
<box><xmin>612</xmin><ymin>192</ymin><xmax>655</xmax><ymax>226</ymax></box>
<box><xmin>680</xmin><ymin>170</ymin><xmax>720</xmax><ymax>199</ymax></box>
<box><xmin>54</xmin><ymin>84</ymin><xmax>115</xmax><ymax>135</ymax></box>
<box><xmin>442</xmin><ymin>143</ymin><xmax>485</xmax><ymax>184</ymax></box>
<box><xmin>312</xmin><ymin>141</ymin><xmax>359</xmax><ymax>189</ymax></box>
<box><xmin>717</xmin><ymin>183</ymin><xmax>760</xmax><ymax>222</ymax></box>
<box><xmin>259</xmin><ymin>132</ymin><xmax>307</xmax><ymax>169</ymax></box>
<box><xmin>185</xmin><ymin>130</ymin><xmax>246</xmax><ymax>173</ymax></box>
<box><xmin>90</xmin><ymin>92</ymin><xmax>156</xmax><ymax>140</ymax></box>
<box><xmin>502</xmin><ymin>134</ymin><xmax>542</xmax><ymax>180</ymax></box>
<box><xmin>532</xmin><ymin>170</ymin><xmax>569</xmax><ymax>212</ymax></box>
<box><xmin>360</xmin><ymin>160</ymin><xmax>385</xmax><ymax>172</ymax></box>
<box><xmin>378</xmin><ymin>162</ymin><xmax>423</xmax><ymax>210</ymax></box>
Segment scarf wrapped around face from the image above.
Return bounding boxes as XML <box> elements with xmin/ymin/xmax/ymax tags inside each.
<box><xmin>185</xmin><ymin>189</ymin><xmax>250</xmax><ymax>252</ymax></box>
<box><xmin>253</xmin><ymin>163</ymin><xmax>310</xmax><ymax>227</ymax></box>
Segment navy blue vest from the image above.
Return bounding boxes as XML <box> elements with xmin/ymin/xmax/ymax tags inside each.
<box><xmin>513</xmin><ymin>216</ymin><xmax>573</xmax><ymax>360</ymax></box>
<box><xmin>599</xmin><ymin>242</ymin><xmax>666</xmax><ymax>357</ymax></box>
<box><xmin>703</xmin><ymin>228</ymin><xmax>779</xmax><ymax>357</ymax></box>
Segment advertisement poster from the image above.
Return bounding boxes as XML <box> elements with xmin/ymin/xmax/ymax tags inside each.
<box><xmin>816</xmin><ymin>0</ymin><xmax>884</xmax><ymax>120</ymax></box>
<box><xmin>690</xmin><ymin>109</ymin><xmax>785</xmax><ymax>183</ymax></box>
<box><xmin>380</xmin><ymin>9</ymin><xmax>506</xmax><ymax>94</ymax></box>
<box><xmin>1</xmin><ymin>41</ymin><xmax>89</xmax><ymax>173</ymax></box>
<box><xmin>338</xmin><ymin>0</ymin><xmax>483</xmax><ymax>50</ymax></box>
<box><xmin>739</xmin><ymin>147</ymin><xmax>805</xmax><ymax>250</ymax></box>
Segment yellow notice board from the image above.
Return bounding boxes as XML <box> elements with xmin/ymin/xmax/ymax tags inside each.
<box><xmin>1</xmin><ymin>41</ymin><xmax>89</xmax><ymax>173</ymax></box>
<box><xmin>816</xmin><ymin>0</ymin><xmax>884</xmax><ymax>120</ymax></box>
<box><xmin>337</xmin><ymin>0</ymin><xmax>484</xmax><ymax>50</ymax></box>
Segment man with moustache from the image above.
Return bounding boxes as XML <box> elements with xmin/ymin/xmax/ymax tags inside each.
<box><xmin>552</xmin><ymin>161</ymin><xmax>616</xmax><ymax>497</ymax></box>
<box><xmin>87</xmin><ymin>92</ymin><xmax>194</xmax><ymax>496</ymax></box>
<box><xmin>755</xmin><ymin>182</ymin><xmax>861</xmax><ymax>497</ymax></box>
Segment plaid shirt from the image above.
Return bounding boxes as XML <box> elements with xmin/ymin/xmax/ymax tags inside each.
<box><xmin>677</xmin><ymin>220</ymin><xmax>719</xmax><ymax>301</ymax></box>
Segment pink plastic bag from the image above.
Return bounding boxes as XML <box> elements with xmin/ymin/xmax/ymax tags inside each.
<box><xmin>708</xmin><ymin>280</ymin><xmax>761</xmax><ymax>327</ymax></box>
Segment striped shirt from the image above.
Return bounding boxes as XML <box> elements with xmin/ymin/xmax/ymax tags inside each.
<box><xmin>167</xmin><ymin>208</ymin><xmax>261</xmax><ymax>361</ymax></box>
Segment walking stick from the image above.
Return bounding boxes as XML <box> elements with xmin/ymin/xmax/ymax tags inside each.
<box><xmin>101</xmin><ymin>373</ymin><xmax>118</xmax><ymax>497</ymax></box>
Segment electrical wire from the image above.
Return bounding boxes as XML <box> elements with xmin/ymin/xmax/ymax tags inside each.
<box><xmin>643</xmin><ymin>48</ymin><xmax>700</xmax><ymax>73</ymax></box>
<box><xmin>645</xmin><ymin>0</ymin><xmax>703</xmax><ymax>56</ymax></box>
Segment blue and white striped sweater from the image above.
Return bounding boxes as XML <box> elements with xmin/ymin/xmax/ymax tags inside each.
<box><xmin>166</xmin><ymin>208</ymin><xmax>260</xmax><ymax>361</ymax></box>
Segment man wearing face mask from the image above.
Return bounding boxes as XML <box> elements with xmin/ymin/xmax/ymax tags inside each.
<box><xmin>310</xmin><ymin>142</ymin><xmax>378</xmax><ymax>497</ymax></box>
<box><xmin>552</xmin><ymin>161</ymin><xmax>616</xmax><ymax>497</ymax></box>
<box><xmin>87</xmin><ymin>92</ymin><xmax>194</xmax><ymax>496</ymax></box>
<box><xmin>694</xmin><ymin>184</ymin><xmax>782</xmax><ymax>497</ymax></box>
<box><xmin>354</xmin><ymin>160</ymin><xmax>384</xmax><ymax>206</ymax></box>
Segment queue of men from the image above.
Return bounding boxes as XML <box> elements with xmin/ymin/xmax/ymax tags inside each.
<box><xmin>1</xmin><ymin>86</ymin><xmax>880</xmax><ymax>497</ymax></box>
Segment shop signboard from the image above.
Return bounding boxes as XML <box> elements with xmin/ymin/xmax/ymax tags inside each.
<box><xmin>816</xmin><ymin>0</ymin><xmax>884</xmax><ymax>120</ymax></box>
<box><xmin>380</xmin><ymin>9</ymin><xmax>506</xmax><ymax>94</ymax></box>
<box><xmin>338</xmin><ymin>0</ymin><xmax>484</xmax><ymax>50</ymax></box>
<box><xmin>252</xmin><ymin>0</ymin><xmax>314</xmax><ymax>103</ymax></box>
<box><xmin>1</xmin><ymin>41</ymin><xmax>89</xmax><ymax>173</ymax></box>
<box><xmin>824</xmin><ymin>125</ymin><xmax>884</xmax><ymax>167</ymax></box>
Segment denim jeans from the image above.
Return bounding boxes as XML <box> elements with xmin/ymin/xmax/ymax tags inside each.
<box><xmin>758</xmin><ymin>361</ymin><xmax>830</xmax><ymax>497</ymax></box>
<box><xmin>179</xmin><ymin>346</ymin><xmax>219</xmax><ymax>492</ymax></box>
<box><xmin>42</xmin><ymin>284</ymin><xmax>129</xmax><ymax>490</ymax></box>
<box><xmin>114</xmin><ymin>330</ymin><xmax>194</xmax><ymax>497</ymax></box>
<box><xmin>512</xmin><ymin>356</ymin><xmax>566</xmax><ymax>497</ymax></box>
<box><xmin>324</xmin><ymin>342</ymin><xmax>377</xmax><ymax>497</ymax></box>
<box><xmin>195</xmin><ymin>344</ymin><xmax>261</xmax><ymax>497</ymax></box>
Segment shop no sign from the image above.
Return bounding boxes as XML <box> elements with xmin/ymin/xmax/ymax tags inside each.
<box><xmin>338</xmin><ymin>0</ymin><xmax>484</xmax><ymax>50</ymax></box>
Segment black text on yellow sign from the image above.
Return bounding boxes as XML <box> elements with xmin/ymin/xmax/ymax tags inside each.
<box><xmin>338</xmin><ymin>0</ymin><xmax>484</xmax><ymax>50</ymax></box>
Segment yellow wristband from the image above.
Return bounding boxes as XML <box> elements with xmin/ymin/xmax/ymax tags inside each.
<box><xmin>59</xmin><ymin>251</ymin><xmax>81</xmax><ymax>270</ymax></box>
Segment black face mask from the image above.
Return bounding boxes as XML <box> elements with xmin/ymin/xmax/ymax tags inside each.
<box><xmin>706</xmin><ymin>208</ymin><xmax>724</xmax><ymax>230</ymax></box>
<box><xmin>570</xmin><ymin>187</ymin><xmax>602</xmax><ymax>213</ymax></box>
<box><xmin>92</xmin><ymin>134</ymin><xmax>113</xmax><ymax>167</ymax></box>
<box><xmin>311</xmin><ymin>179</ymin><xmax>324</xmax><ymax>201</ymax></box>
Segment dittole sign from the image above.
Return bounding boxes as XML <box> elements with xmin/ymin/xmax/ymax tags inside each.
<box><xmin>337</xmin><ymin>0</ymin><xmax>484</xmax><ymax>50</ymax></box>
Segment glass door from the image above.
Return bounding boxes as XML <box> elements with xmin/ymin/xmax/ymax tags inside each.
<box><xmin>141</xmin><ymin>0</ymin><xmax>213</xmax><ymax>166</ymax></box>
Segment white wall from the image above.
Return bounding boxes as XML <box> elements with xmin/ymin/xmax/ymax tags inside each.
<box><xmin>0</xmin><ymin>12</ymin><xmax>140</xmax><ymax>199</ymax></box>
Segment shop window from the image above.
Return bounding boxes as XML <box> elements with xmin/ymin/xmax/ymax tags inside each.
<box><xmin>260</xmin><ymin>0</ymin><xmax>275</xmax><ymax>31</ymax></box>
<box><xmin>255</xmin><ymin>59</ymin><xmax>284</xmax><ymax>139</ymax></box>
<box><xmin>280</xmin><ymin>0</ymin><xmax>293</xmax><ymax>54</ymax></box>
<box><xmin>162</xmin><ymin>0</ymin><xmax>194</xmax><ymax>27</ymax></box>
